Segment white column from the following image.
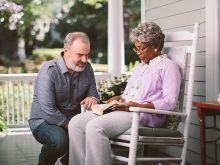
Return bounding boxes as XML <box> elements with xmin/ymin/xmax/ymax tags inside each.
<box><xmin>108</xmin><ymin>0</ymin><xmax>124</xmax><ymax>76</ymax></box>
<box><xmin>206</xmin><ymin>0</ymin><xmax>220</xmax><ymax>100</ymax></box>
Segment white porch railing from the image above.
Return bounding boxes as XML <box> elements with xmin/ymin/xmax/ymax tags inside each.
<box><xmin>0</xmin><ymin>73</ymin><xmax>111</xmax><ymax>128</ymax></box>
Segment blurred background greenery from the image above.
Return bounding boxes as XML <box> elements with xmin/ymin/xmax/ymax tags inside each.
<box><xmin>0</xmin><ymin>0</ymin><xmax>141</xmax><ymax>73</ymax></box>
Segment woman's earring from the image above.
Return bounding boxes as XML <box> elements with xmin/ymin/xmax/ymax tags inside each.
<box><xmin>154</xmin><ymin>49</ymin><xmax>157</xmax><ymax>52</ymax></box>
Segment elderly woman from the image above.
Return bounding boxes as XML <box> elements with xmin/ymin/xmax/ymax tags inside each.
<box><xmin>68</xmin><ymin>22</ymin><xmax>181</xmax><ymax>165</ymax></box>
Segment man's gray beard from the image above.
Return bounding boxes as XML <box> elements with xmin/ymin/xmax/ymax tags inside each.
<box><xmin>72</xmin><ymin>63</ymin><xmax>86</xmax><ymax>72</ymax></box>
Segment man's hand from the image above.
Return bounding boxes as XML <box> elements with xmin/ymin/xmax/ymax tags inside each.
<box><xmin>80</xmin><ymin>96</ymin><xmax>98</xmax><ymax>110</ymax></box>
<box><xmin>63</xmin><ymin>123</ymin><xmax>68</xmax><ymax>129</ymax></box>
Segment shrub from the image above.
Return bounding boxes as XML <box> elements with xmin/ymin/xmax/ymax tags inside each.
<box><xmin>97</xmin><ymin>74</ymin><xmax>130</xmax><ymax>101</ymax></box>
<box><xmin>0</xmin><ymin>117</ymin><xmax>6</xmax><ymax>132</ymax></box>
<box><xmin>31</xmin><ymin>48</ymin><xmax>62</xmax><ymax>64</ymax></box>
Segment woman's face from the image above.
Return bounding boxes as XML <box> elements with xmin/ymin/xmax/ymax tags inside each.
<box><xmin>134</xmin><ymin>42</ymin><xmax>157</xmax><ymax>64</ymax></box>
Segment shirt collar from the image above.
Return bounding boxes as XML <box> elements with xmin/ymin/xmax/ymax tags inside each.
<box><xmin>141</xmin><ymin>54</ymin><xmax>167</xmax><ymax>67</ymax></box>
<box><xmin>57</xmin><ymin>52</ymin><xmax>69</xmax><ymax>74</ymax></box>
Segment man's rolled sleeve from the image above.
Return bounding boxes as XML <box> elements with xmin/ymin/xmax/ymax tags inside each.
<box><xmin>86</xmin><ymin>65</ymin><xmax>100</xmax><ymax>101</ymax></box>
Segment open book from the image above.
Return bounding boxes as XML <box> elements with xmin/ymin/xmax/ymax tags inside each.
<box><xmin>91</xmin><ymin>100</ymin><xmax>119</xmax><ymax>115</ymax></box>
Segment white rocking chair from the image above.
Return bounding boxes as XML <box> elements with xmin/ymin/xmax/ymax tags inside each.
<box><xmin>111</xmin><ymin>22</ymin><xmax>199</xmax><ymax>165</ymax></box>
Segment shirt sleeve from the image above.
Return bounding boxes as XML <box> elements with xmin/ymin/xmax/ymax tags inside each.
<box><xmin>36</xmin><ymin>65</ymin><xmax>68</xmax><ymax>126</ymax></box>
<box><xmin>152</xmin><ymin>62</ymin><xmax>181</xmax><ymax>111</ymax></box>
<box><xmin>86</xmin><ymin>64</ymin><xmax>100</xmax><ymax>102</ymax></box>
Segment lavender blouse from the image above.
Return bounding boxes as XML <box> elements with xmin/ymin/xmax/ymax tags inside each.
<box><xmin>121</xmin><ymin>54</ymin><xmax>181</xmax><ymax>127</ymax></box>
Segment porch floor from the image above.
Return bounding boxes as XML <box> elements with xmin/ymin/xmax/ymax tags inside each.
<box><xmin>0</xmin><ymin>130</ymin><xmax>187</xmax><ymax>165</ymax></box>
<box><xmin>0</xmin><ymin>130</ymin><xmax>62</xmax><ymax>165</ymax></box>
<box><xmin>0</xmin><ymin>131</ymin><xmax>125</xmax><ymax>165</ymax></box>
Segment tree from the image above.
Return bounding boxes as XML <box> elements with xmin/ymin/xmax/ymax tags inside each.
<box><xmin>45</xmin><ymin>0</ymin><xmax>108</xmax><ymax>63</ymax></box>
<box><xmin>0</xmin><ymin>0</ymin><xmax>72</xmax><ymax>63</ymax></box>
<box><xmin>0</xmin><ymin>0</ymin><xmax>140</xmax><ymax>67</ymax></box>
<box><xmin>0</xmin><ymin>0</ymin><xmax>23</xmax><ymax>64</ymax></box>
<box><xmin>123</xmin><ymin>0</ymin><xmax>141</xmax><ymax>65</ymax></box>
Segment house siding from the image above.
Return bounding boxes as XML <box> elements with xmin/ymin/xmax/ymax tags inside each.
<box><xmin>142</xmin><ymin>0</ymin><xmax>219</xmax><ymax>164</ymax></box>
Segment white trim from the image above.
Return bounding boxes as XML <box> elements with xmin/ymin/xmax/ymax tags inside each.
<box><xmin>141</xmin><ymin>0</ymin><xmax>146</xmax><ymax>22</ymax></box>
<box><xmin>206</xmin><ymin>0</ymin><xmax>220</xmax><ymax>100</ymax></box>
<box><xmin>108</xmin><ymin>0</ymin><xmax>124</xmax><ymax>76</ymax></box>
<box><xmin>164</xmin><ymin>31</ymin><xmax>194</xmax><ymax>41</ymax></box>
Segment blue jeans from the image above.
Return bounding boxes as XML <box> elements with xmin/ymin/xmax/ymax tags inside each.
<box><xmin>32</xmin><ymin>122</ymin><xmax>69</xmax><ymax>165</ymax></box>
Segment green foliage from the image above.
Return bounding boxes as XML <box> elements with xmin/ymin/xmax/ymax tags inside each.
<box><xmin>0</xmin><ymin>0</ymin><xmax>72</xmax><ymax>56</ymax></box>
<box><xmin>30</xmin><ymin>48</ymin><xmax>108</xmax><ymax>72</ymax></box>
<box><xmin>0</xmin><ymin>55</ymin><xmax>21</xmax><ymax>67</ymax></box>
<box><xmin>1</xmin><ymin>0</ymin><xmax>141</xmax><ymax>67</ymax></box>
<box><xmin>31</xmin><ymin>48</ymin><xmax>62</xmax><ymax>64</ymax></box>
<box><xmin>91</xmin><ymin>63</ymin><xmax>108</xmax><ymax>72</ymax></box>
<box><xmin>0</xmin><ymin>10</ymin><xmax>11</xmax><ymax>29</ymax></box>
<box><xmin>97</xmin><ymin>74</ymin><xmax>130</xmax><ymax>101</ymax></box>
<box><xmin>0</xmin><ymin>117</ymin><xmax>6</xmax><ymax>132</ymax></box>
<box><xmin>55</xmin><ymin>0</ymin><xmax>108</xmax><ymax>63</ymax></box>
<box><xmin>125</xmin><ymin>60</ymin><xmax>140</xmax><ymax>72</ymax></box>
<box><xmin>123</xmin><ymin>0</ymin><xmax>141</xmax><ymax>65</ymax></box>
<box><xmin>84</xmin><ymin>0</ymin><xmax>108</xmax><ymax>9</ymax></box>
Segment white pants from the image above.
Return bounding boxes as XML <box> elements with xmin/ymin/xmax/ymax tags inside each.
<box><xmin>68</xmin><ymin>111</ymin><xmax>132</xmax><ymax>165</ymax></box>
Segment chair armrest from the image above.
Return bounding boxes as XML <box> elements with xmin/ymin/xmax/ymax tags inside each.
<box><xmin>81</xmin><ymin>105</ymin><xmax>86</xmax><ymax>113</ymax></box>
<box><xmin>129</xmin><ymin>107</ymin><xmax>186</xmax><ymax>117</ymax></box>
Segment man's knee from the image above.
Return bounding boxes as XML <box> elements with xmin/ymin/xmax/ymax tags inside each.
<box><xmin>40</xmin><ymin>128</ymin><xmax>68</xmax><ymax>155</ymax></box>
<box><xmin>53</xmin><ymin>132</ymin><xmax>69</xmax><ymax>153</ymax></box>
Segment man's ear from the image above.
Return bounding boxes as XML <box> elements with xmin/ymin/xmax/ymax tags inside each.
<box><xmin>64</xmin><ymin>46</ymin><xmax>69</xmax><ymax>53</ymax></box>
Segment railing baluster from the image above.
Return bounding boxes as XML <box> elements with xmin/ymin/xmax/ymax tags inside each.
<box><xmin>1</xmin><ymin>82</ymin><xmax>4</xmax><ymax>117</ymax></box>
<box><xmin>21</xmin><ymin>81</ymin><xmax>25</xmax><ymax>125</ymax></box>
<box><xmin>27</xmin><ymin>81</ymin><xmax>31</xmax><ymax>122</ymax></box>
<box><xmin>6</xmin><ymin>81</ymin><xmax>10</xmax><ymax>125</ymax></box>
<box><xmin>17</xmin><ymin>81</ymin><xmax>20</xmax><ymax>125</ymax></box>
<box><xmin>12</xmin><ymin>81</ymin><xmax>15</xmax><ymax>125</ymax></box>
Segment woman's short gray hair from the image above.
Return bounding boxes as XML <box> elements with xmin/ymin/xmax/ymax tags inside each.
<box><xmin>130</xmin><ymin>22</ymin><xmax>165</xmax><ymax>51</ymax></box>
<box><xmin>64</xmin><ymin>32</ymin><xmax>90</xmax><ymax>47</ymax></box>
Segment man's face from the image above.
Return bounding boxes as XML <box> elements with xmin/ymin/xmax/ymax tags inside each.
<box><xmin>64</xmin><ymin>39</ymin><xmax>90</xmax><ymax>72</ymax></box>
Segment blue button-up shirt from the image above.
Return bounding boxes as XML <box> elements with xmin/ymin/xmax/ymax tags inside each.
<box><xmin>28</xmin><ymin>53</ymin><xmax>99</xmax><ymax>132</ymax></box>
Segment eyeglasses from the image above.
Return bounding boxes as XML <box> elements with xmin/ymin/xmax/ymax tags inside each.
<box><xmin>133</xmin><ymin>45</ymin><xmax>148</xmax><ymax>54</ymax></box>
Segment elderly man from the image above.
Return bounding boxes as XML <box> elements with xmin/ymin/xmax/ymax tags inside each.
<box><xmin>29</xmin><ymin>32</ymin><xmax>99</xmax><ymax>165</ymax></box>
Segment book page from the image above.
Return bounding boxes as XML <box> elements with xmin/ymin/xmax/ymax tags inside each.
<box><xmin>91</xmin><ymin>100</ymin><xmax>119</xmax><ymax>115</ymax></box>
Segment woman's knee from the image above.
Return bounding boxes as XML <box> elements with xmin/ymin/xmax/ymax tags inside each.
<box><xmin>68</xmin><ymin>113</ymin><xmax>85</xmax><ymax>130</ymax></box>
<box><xmin>85</xmin><ymin>119</ymin><xmax>104</xmax><ymax>136</ymax></box>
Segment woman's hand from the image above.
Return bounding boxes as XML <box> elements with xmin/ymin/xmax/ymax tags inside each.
<box><xmin>112</xmin><ymin>101</ymin><xmax>153</xmax><ymax>111</ymax></box>
<box><xmin>112</xmin><ymin>101</ymin><xmax>135</xmax><ymax>111</ymax></box>
<box><xmin>105</xmin><ymin>96</ymin><xmax>121</xmax><ymax>103</ymax></box>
